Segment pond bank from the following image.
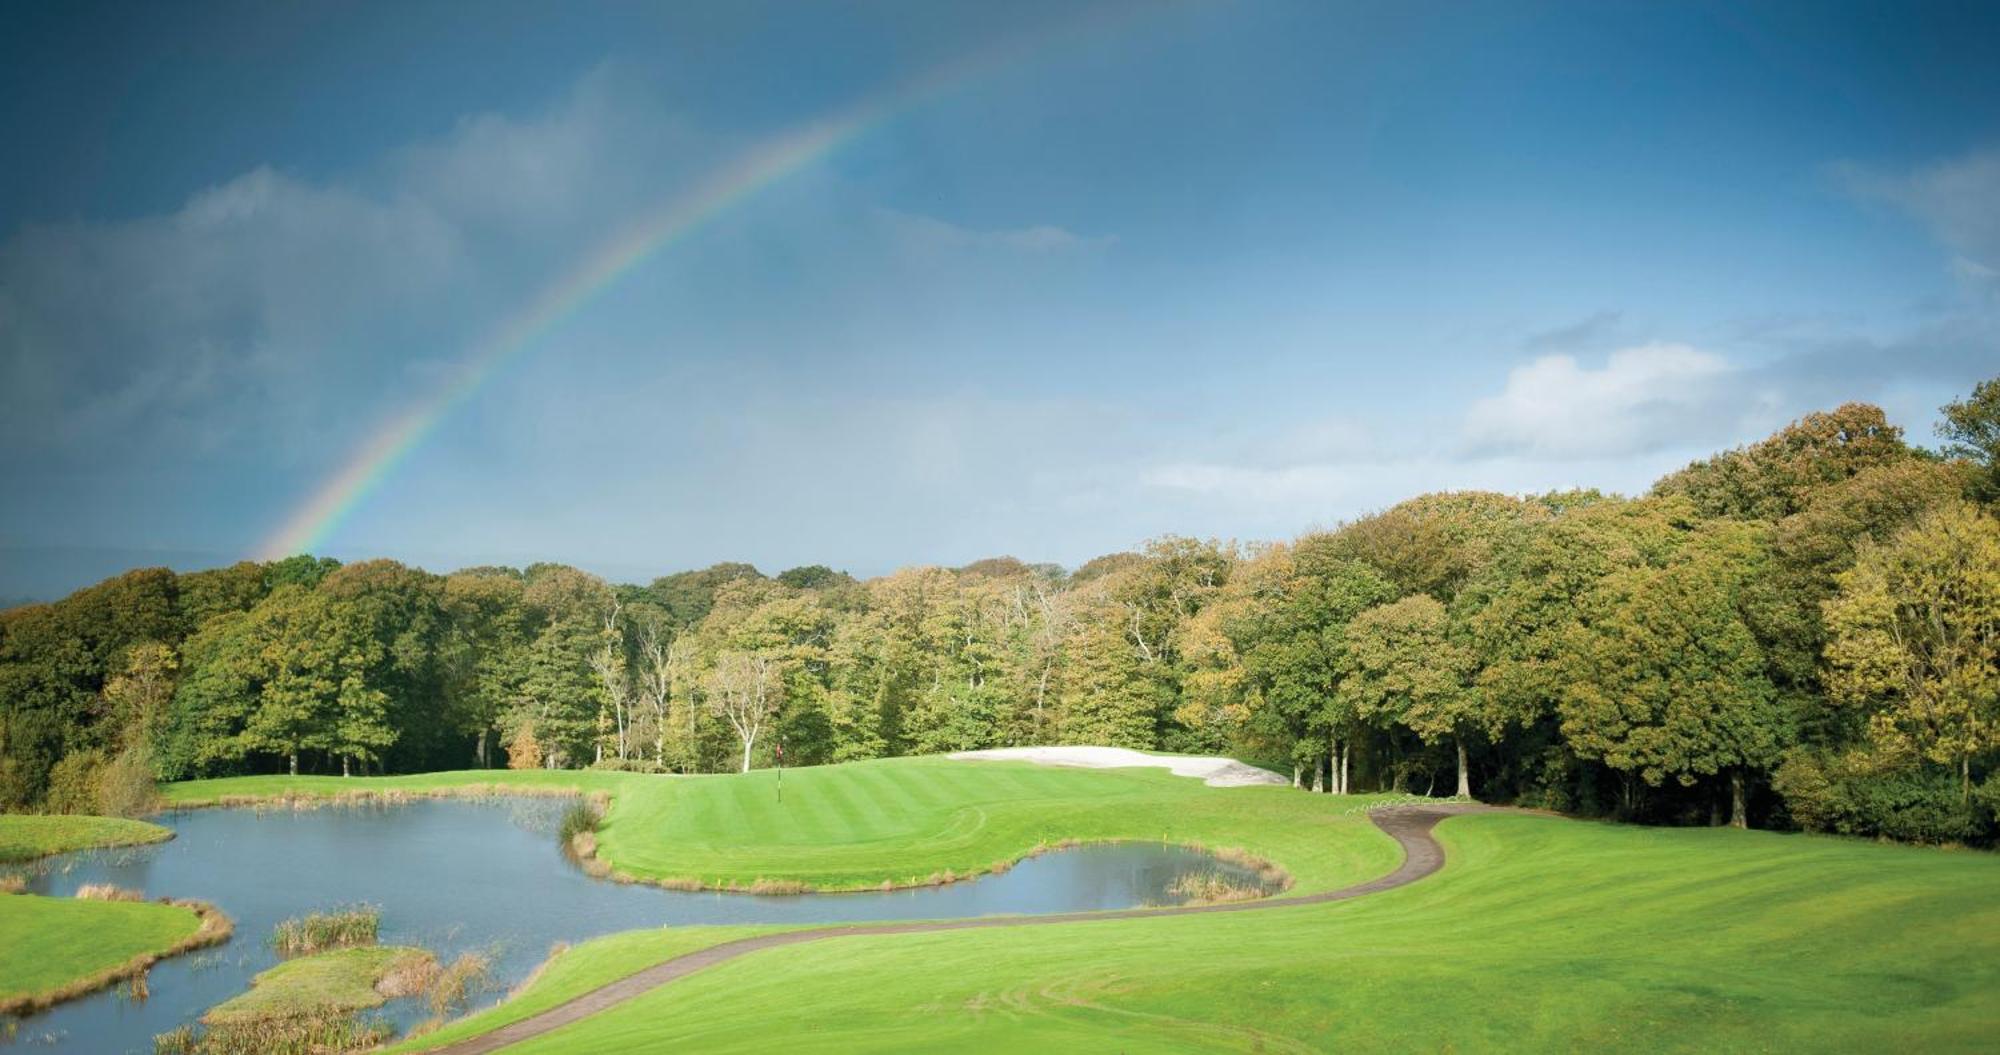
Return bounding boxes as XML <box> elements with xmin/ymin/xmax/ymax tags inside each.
<box><xmin>0</xmin><ymin>895</ymin><xmax>231</xmax><ymax>1017</ymax></box>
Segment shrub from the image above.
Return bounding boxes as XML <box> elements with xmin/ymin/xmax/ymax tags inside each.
<box><xmin>1774</xmin><ymin>751</ymin><xmax>1992</xmax><ymax>844</ymax></box>
<box><xmin>505</xmin><ymin>725</ymin><xmax>542</xmax><ymax>771</ymax></box>
<box><xmin>44</xmin><ymin>749</ymin><xmax>108</xmax><ymax>814</ymax></box>
<box><xmin>98</xmin><ymin>742</ymin><xmax>161</xmax><ymax>819</ymax></box>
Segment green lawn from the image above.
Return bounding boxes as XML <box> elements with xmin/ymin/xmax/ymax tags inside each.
<box><xmin>380</xmin><ymin>927</ymin><xmax>794</xmax><ymax>1054</ymax></box>
<box><xmin>165</xmin><ymin>758</ymin><xmax>2000</xmax><ymax>1052</ymax></box>
<box><xmin>0</xmin><ymin>813</ymin><xmax>173</xmax><ymax>862</ymax></box>
<box><xmin>165</xmin><ymin>758</ymin><xmax>1404</xmax><ymax>892</ymax></box>
<box><xmin>0</xmin><ymin>894</ymin><xmax>204</xmax><ymax>1010</ymax></box>
<box><xmin>204</xmin><ymin>945</ymin><xmax>435</xmax><ymax>1024</ymax></box>
<box><xmin>423</xmin><ymin>812</ymin><xmax>2000</xmax><ymax>1054</ymax></box>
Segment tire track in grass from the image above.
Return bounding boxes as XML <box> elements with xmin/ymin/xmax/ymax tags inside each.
<box><xmin>417</xmin><ymin>804</ymin><xmax>1486</xmax><ymax>1054</ymax></box>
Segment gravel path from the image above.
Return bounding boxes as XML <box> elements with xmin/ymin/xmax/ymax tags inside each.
<box><xmin>417</xmin><ymin>804</ymin><xmax>1486</xmax><ymax>1054</ymax></box>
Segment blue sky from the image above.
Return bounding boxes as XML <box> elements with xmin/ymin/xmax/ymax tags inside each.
<box><xmin>3</xmin><ymin>0</ymin><xmax>1997</xmax><ymax>597</ymax></box>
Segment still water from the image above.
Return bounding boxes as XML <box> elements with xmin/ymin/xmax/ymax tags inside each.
<box><xmin>4</xmin><ymin>798</ymin><xmax>1272</xmax><ymax>1052</ymax></box>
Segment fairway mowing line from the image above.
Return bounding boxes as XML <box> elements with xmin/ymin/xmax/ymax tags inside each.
<box><xmin>411</xmin><ymin>804</ymin><xmax>1488</xmax><ymax>1054</ymax></box>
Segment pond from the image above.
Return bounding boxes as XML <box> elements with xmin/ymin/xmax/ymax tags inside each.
<box><xmin>4</xmin><ymin>798</ymin><xmax>1279</xmax><ymax>1052</ymax></box>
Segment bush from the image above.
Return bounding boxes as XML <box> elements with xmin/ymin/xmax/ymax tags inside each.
<box><xmin>44</xmin><ymin>749</ymin><xmax>107</xmax><ymax>814</ymax></box>
<box><xmin>505</xmin><ymin>725</ymin><xmax>542</xmax><ymax>770</ymax></box>
<box><xmin>1774</xmin><ymin>751</ymin><xmax>1992</xmax><ymax>844</ymax></box>
<box><xmin>98</xmin><ymin>742</ymin><xmax>161</xmax><ymax>818</ymax></box>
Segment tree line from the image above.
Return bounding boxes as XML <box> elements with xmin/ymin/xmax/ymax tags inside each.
<box><xmin>3</xmin><ymin>378</ymin><xmax>1998</xmax><ymax>843</ymax></box>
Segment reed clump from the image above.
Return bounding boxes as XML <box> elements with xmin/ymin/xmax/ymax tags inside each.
<box><xmin>373</xmin><ymin>951</ymin><xmax>440</xmax><ymax>999</ymax></box>
<box><xmin>1167</xmin><ymin>871</ymin><xmax>1269</xmax><ymax>905</ymax></box>
<box><xmin>271</xmin><ymin>908</ymin><xmax>379</xmax><ymax>955</ymax></box>
<box><xmin>557</xmin><ymin>796</ymin><xmax>615</xmax><ymax>876</ymax></box>
<box><xmin>427</xmin><ymin>951</ymin><xmax>493</xmax><ymax>1015</ymax></box>
<box><xmin>76</xmin><ymin>882</ymin><xmax>146</xmax><ymax>902</ymax></box>
<box><xmin>1206</xmin><ymin>845</ymin><xmax>1294</xmax><ymax>892</ymax></box>
<box><xmin>556</xmin><ymin>797</ymin><xmax>603</xmax><ymax>845</ymax></box>
<box><xmin>152</xmin><ymin>1010</ymin><xmax>392</xmax><ymax>1055</ymax></box>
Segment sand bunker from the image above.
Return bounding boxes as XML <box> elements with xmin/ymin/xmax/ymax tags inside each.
<box><xmin>948</xmin><ymin>746</ymin><xmax>1288</xmax><ymax>788</ymax></box>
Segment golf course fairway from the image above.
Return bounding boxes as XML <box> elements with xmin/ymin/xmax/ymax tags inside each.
<box><xmin>158</xmin><ymin>757</ymin><xmax>2000</xmax><ymax>1052</ymax></box>
<box><xmin>164</xmin><ymin>758</ymin><xmax>1405</xmax><ymax>892</ymax></box>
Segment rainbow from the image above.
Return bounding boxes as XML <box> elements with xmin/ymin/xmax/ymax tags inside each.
<box><xmin>257</xmin><ymin>10</ymin><xmax>1129</xmax><ymax>561</ymax></box>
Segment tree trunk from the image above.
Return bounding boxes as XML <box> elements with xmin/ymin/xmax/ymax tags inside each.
<box><xmin>288</xmin><ymin>753</ymin><xmax>299</xmax><ymax>777</ymax></box>
<box><xmin>1291</xmin><ymin>763</ymin><xmax>1301</xmax><ymax>789</ymax></box>
<box><xmin>1339</xmin><ymin>742</ymin><xmax>1350</xmax><ymax>795</ymax></box>
<box><xmin>476</xmin><ymin>729</ymin><xmax>489</xmax><ymax>769</ymax></box>
<box><xmin>342</xmin><ymin>755</ymin><xmax>351</xmax><ymax>778</ymax></box>
<box><xmin>1310</xmin><ymin>760</ymin><xmax>1323</xmax><ymax>794</ymax></box>
<box><xmin>1964</xmin><ymin>755</ymin><xmax>1973</xmax><ymax>804</ymax></box>
<box><xmin>740</xmin><ymin>739</ymin><xmax>753</xmax><ymax>774</ymax></box>
<box><xmin>1730</xmin><ymin>769</ymin><xmax>1747</xmax><ymax>828</ymax></box>
<box><xmin>1455</xmin><ymin>737</ymin><xmax>1471</xmax><ymax>799</ymax></box>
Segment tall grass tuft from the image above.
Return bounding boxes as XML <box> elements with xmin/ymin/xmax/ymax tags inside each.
<box><xmin>556</xmin><ymin>798</ymin><xmax>602</xmax><ymax>845</ymax></box>
<box><xmin>558</xmin><ymin>797</ymin><xmax>611</xmax><ymax>876</ymax></box>
<box><xmin>152</xmin><ymin>1010</ymin><xmax>391</xmax><ymax>1055</ymax></box>
<box><xmin>1167</xmin><ymin>871</ymin><xmax>1268</xmax><ymax>904</ymax></box>
<box><xmin>76</xmin><ymin>883</ymin><xmax>145</xmax><ymax>902</ymax></box>
<box><xmin>428</xmin><ymin>951</ymin><xmax>493</xmax><ymax>1015</ymax></box>
<box><xmin>270</xmin><ymin>908</ymin><xmax>379</xmax><ymax>955</ymax></box>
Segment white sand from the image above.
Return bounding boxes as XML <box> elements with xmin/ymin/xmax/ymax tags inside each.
<box><xmin>947</xmin><ymin>746</ymin><xmax>1288</xmax><ymax>788</ymax></box>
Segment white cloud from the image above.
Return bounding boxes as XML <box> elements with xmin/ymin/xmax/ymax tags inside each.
<box><xmin>1837</xmin><ymin>148</ymin><xmax>2000</xmax><ymax>296</ymax></box>
<box><xmin>1461</xmin><ymin>343</ymin><xmax>1769</xmax><ymax>460</ymax></box>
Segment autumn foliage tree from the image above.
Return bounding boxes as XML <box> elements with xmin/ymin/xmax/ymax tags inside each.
<box><xmin>1823</xmin><ymin>502</ymin><xmax>2000</xmax><ymax>800</ymax></box>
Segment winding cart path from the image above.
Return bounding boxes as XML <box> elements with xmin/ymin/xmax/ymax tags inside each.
<box><xmin>422</xmin><ymin>803</ymin><xmax>1487</xmax><ymax>1054</ymax></box>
